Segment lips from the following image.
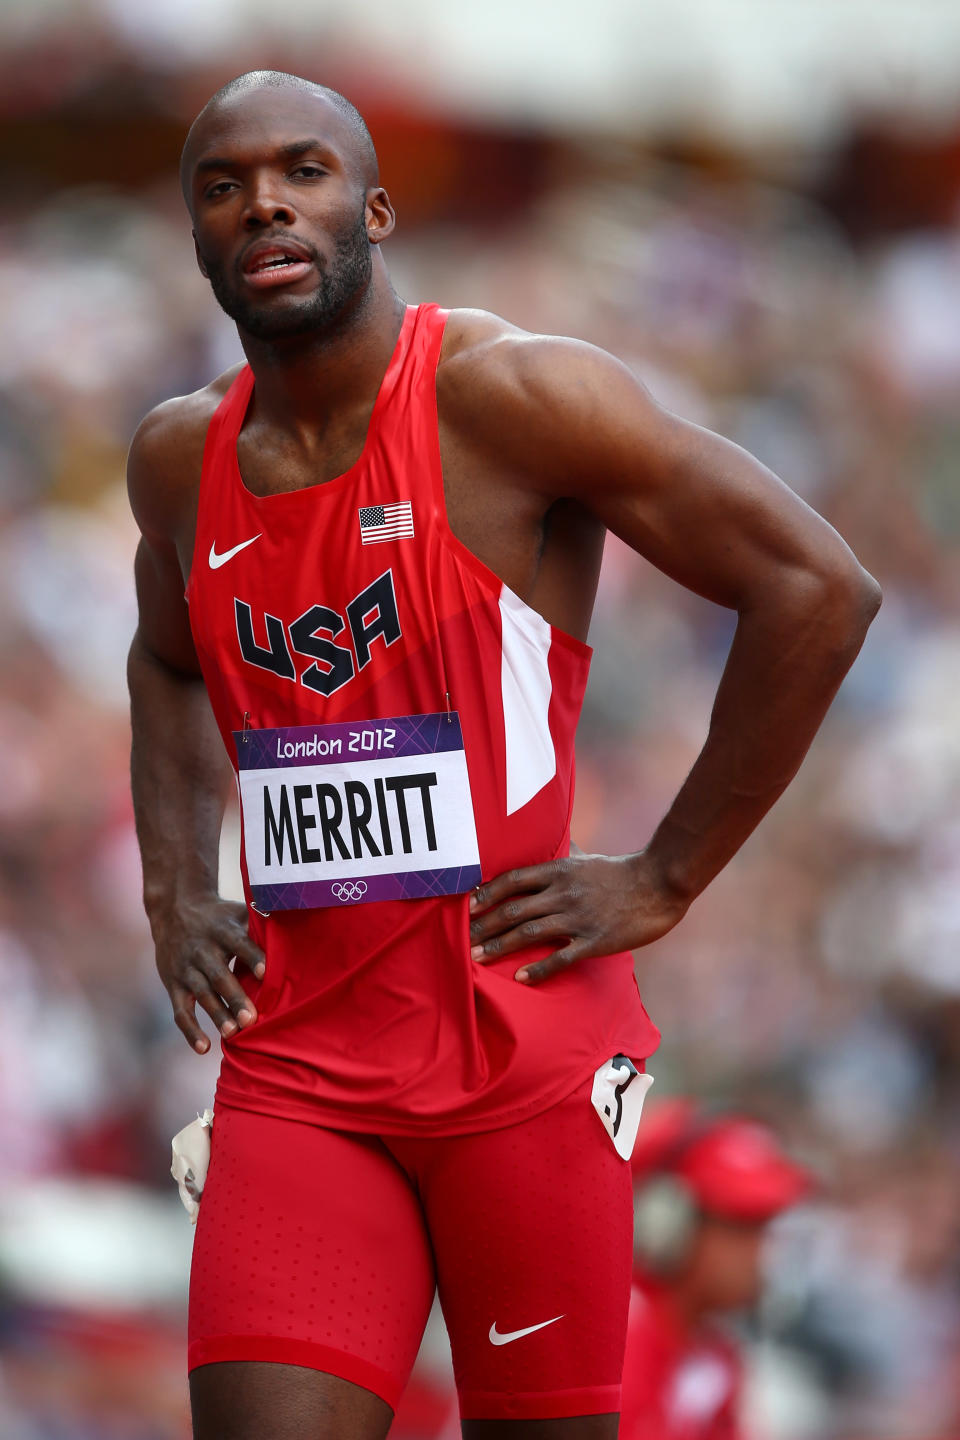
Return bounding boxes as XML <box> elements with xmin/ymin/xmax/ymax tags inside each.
<box><xmin>241</xmin><ymin>238</ymin><xmax>314</xmax><ymax>290</ymax></box>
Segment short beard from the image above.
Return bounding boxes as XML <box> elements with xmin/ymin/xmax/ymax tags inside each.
<box><xmin>202</xmin><ymin>204</ymin><xmax>373</xmax><ymax>343</ymax></box>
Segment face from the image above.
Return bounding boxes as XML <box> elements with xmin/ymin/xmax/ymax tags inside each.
<box><xmin>185</xmin><ymin>88</ymin><xmax>393</xmax><ymax>342</ymax></box>
<box><xmin>682</xmin><ymin>1215</ymin><xmax>768</xmax><ymax>1313</ymax></box>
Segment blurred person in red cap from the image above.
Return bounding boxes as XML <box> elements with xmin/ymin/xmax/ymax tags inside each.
<box><xmin>127</xmin><ymin>67</ymin><xmax>877</xmax><ymax>1440</ymax></box>
<box><xmin>620</xmin><ymin>1101</ymin><xmax>813</xmax><ymax>1440</ymax></box>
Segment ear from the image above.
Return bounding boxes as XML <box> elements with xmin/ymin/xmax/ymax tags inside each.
<box><xmin>365</xmin><ymin>187</ymin><xmax>396</xmax><ymax>245</ymax></box>
<box><xmin>193</xmin><ymin>232</ymin><xmax>209</xmax><ymax>278</ymax></box>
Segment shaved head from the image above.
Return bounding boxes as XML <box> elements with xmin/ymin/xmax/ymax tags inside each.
<box><xmin>181</xmin><ymin>70</ymin><xmax>379</xmax><ymax>206</ymax></box>
<box><xmin>181</xmin><ymin>69</ymin><xmax>396</xmax><ymax>345</ymax></box>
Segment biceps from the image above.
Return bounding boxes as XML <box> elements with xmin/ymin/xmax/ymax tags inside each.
<box><xmin>588</xmin><ymin>411</ymin><xmax>852</xmax><ymax>611</ymax></box>
<box><xmin>134</xmin><ymin>538</ymin><xmax>202</xmax><ymax>675</ymax></box>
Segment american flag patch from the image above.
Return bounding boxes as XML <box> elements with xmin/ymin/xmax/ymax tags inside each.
<box><xmin>358</xmin><ymin>501</ymin><xmax>415</xmax><ymax>544</ymax></box>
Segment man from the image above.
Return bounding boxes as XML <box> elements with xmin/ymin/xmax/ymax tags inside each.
<box><xmin>620</xmin><ymin>1101</ymin><xmax>813</xmax><ymax>1440</ymax></box>
<box><xmin>126</xmin><ymin>69</ymin><xmax>879</xmax><ymax>1440</ymax></box>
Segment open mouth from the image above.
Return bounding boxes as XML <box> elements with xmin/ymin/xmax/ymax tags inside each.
<box><xmin>242</xmin><ymin>241</ymin><xmax>314</xmax><ymax>289</ymax></box>
<box><xmin>259</xmin><ymin>256</ymin><xmax>297</xmax><ymax>270</ymax></box>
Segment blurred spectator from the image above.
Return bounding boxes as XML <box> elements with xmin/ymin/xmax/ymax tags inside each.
<box><xmin>619</xmin><ymin>1101</ymin><xmax>814</xmax><ymax>1440</ymax></box>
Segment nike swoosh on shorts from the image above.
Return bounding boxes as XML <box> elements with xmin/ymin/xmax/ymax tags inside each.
<box><xmin>209</xmin><ymin>534</ymin><xmax>262</xmax><ymax>569</ymax></box>
<box><xmin>488</xmin><ymin>1315</ymin><xmax>564</xmax><ymax>1346</ymax></box>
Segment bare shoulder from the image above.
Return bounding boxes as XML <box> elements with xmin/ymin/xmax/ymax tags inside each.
<box><xmin>440</xmin><ymin>307</ymin><xmax>635</xmax><ymax>393</ymax></box>
<box><xmin>437</xmin><ymin>307</ymin><xmax>647</xmax><ymax>485</ymax></box>
<box><xmin>127</xmin><ymin>365</ymin><xmax>244</xmax><ymax>543</ymax></box>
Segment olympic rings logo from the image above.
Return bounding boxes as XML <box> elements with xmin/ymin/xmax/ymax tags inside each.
<box><xmin>331</xmin><ymin>880</ymin><xmax>368</xmax><ymax>903</ymax></box>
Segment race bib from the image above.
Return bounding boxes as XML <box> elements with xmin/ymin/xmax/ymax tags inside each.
<box><xmin>591</xmin><ymin>1055</ymin><xmax>655</xmax><ymax>1160</ymax></box>
<box><xmin>234</xmin><ymin>712</ymin><xmax>481</xmax><ymax>910</ymax></box>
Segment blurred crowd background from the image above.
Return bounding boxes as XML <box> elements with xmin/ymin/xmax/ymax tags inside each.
<box><xmin>2</xmin><ymin>2</ymin><xmax>960</xmax><ymax>1436</ymax></box>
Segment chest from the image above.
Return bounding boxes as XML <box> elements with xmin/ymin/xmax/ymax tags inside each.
<box><xmin>208</xmin><ymin>397</ymin><xmax>549</xmax><ymax>603</ymax></box>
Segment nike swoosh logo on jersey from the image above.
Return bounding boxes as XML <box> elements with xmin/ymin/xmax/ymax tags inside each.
<box><xmin>209</xmin><ymin>534</ymin><xmax>262</xmax><ymax>569</ymax></box>
<box><xmin>488</xmin><ymin>1315</ymin><xmax>564</xmax><ymax>1346</ymax></box>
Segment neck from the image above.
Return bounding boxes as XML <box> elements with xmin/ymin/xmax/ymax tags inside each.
<box><xmin>647</xmin><ymin>1270</ymin><xmax>711</xmax><ymax>1332</ymax></box>
<box><xmin>668</xmin><ymin>1278</ymin><xmax>710</xmax><ymax>1329</ymax></box>
<box><xmin>237</xmin><ymin>262</ymin><xmax>406</xmax><ymax>436</ymax></box>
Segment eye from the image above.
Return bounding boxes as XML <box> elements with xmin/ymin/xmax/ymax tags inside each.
<box><xmin>291</xmin><ymin>164</ymin><xmax>326</xmax><ymax>180</ymax></box>
<box><xmin>204</xmin><ymin>179</ymin><xmax>238</xmax><ymax>199</ymax></box>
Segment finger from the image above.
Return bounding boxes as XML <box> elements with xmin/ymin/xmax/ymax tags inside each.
<box><xmin>222</xmin><ymin>900</ymin><xmax>252</xmax><ymax>928</ymax></box>
<box><xmin>471</xmin><ymin>912</ymin><xmax>570</xmax><ymax>962</ymax></box>
<box><xmin>469</xmin><ymin>892</ymin><xmax>558</xmax><ymax>950</ymax></box>
<box><xmin>189</xmin><ymin>969</ymin><xmax>250</xmax><ymax>1039</ymax></box>
<box><xmin>515</xmin><ymin>938</ymin><xmax>593</xmax><ymax>986</ymax></box>
<box><xmin>470</xmin><ymin>861</ymin><xmax>564</xmax><ymax>914</ymax></box>
<box><xmin>169</xmin><ymin>985</ymin><xmax>212</xmax><ymax>1054</ymax></box>
<box><xmin>216</xmin><ymin>910</ymin><xmax>266</xmax><ymax>979</ymax></box>
<box><xmin>194</xmin><ymin>953</ymin><xmax>259</xmax><ymax>1027</ymax></box>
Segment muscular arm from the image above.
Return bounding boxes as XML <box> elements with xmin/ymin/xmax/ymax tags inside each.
<box><xmin>129</xmin><ymin>518</ymin><xmax>227</xmax><ymax>880</ymax></box>
<box><xmin>561</xmin><ymin>351</ymin><xmax>879</xmax><ymax>900</ymax></box>
<box><xmin>128</xmin><ymin>402</ymin><xmax>263</xmax><ymax>1051</ymax></box>
<box><xmin>456</xmin><ymin>329</ymin><xmax>881</xmax><ymax>979</ymax></box>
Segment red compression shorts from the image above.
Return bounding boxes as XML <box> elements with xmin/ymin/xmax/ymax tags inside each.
<box><xmin>188</xmin><ymin>1065</ymin><xmax>642</xmax><ymax>1422</ymax></box>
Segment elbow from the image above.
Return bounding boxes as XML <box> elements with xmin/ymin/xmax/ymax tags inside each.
<box><xmin>813</xmin><ymin>553</ymin><xmax>882</xmax><ymax>659</ymax></box>
<box><xmin>857</xmin><ymin>565</ymin><xmax>883</xmax><ymax>627</ymax></box>
<box><xmin>831</xmin><ymin>554</ymin><xmax>881</xmax><ymax>628</ymax></box>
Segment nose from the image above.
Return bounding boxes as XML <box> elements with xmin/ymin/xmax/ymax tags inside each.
<box><xmin>242</xmin><ymin>174</ymin><xmax>296</xmax><ymax>230</ymax></box>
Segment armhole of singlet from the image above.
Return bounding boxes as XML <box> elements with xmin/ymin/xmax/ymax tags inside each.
<box><xmin>185</xmin><ymin>366</ymin><xmax>254</xmax><ymax>600</ymax></box>
<box><xmin>423</xmin><ymin>311</ymin><xmax>592</xmax><ymax>661</ymax></box>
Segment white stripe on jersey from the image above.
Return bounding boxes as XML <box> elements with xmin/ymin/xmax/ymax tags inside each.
<box><xmin>499</xmin><ymin>586</ymin><xmax>555</xmax><ymax>814</ymax></box>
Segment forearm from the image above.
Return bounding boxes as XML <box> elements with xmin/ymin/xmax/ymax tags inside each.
<box><xmin>646</xmin><ymin>567</ymin><xmax>880</xmax><ymax>901</ymax></box>
<box><xmin>128</xmin><ymin>630</ymin><xmax>233</xmax><ymax>926</ymax></box>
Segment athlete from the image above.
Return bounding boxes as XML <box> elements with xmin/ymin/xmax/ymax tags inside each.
<box><xmin>127</xmin><ymin>70</ymin><xmax>880</xmax><ymax>1440</ymax></box>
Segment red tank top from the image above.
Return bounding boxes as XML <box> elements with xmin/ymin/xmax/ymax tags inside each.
<box><xmin>186</xmin><ymin>302</ymin><xmax>660</xmax><ymax>1136</ymax></box>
